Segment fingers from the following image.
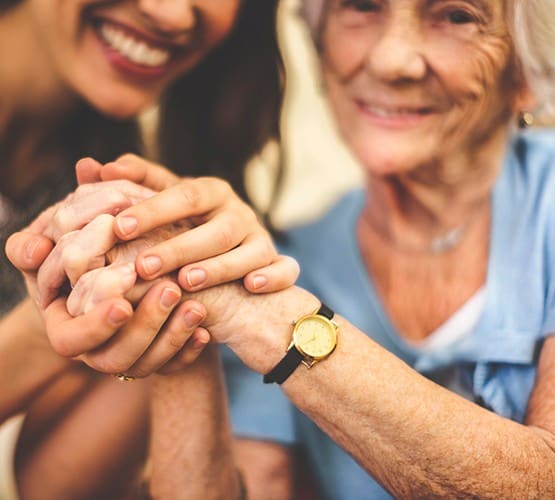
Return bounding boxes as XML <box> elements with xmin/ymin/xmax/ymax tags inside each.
<box><xmin>243</xmin><ymin>255</ymin><xmax>300</xmax><ymax>293</ymax></box>
<box><xmin>112</xmin><ymin>177</ymin><xmax>235</xmax><ymax>243</ymax></box>
<box><xmin>5</xmin><ymin>232</ymin><xmax>54</xmax><ymax>273</ymax></box>
<box><xmin>175</xmin><ymin>232</ymin><xmax>275</xmax><ymax>291</ymax></box>
<box><xmin>122</xmin><ymin>301</ymin><xmax>208</xmax><ymax>378</ymax></box>
<box><xmin>40</xmin><ymin>180</ymin><xmax>155</xmax><ymax>242</ymax></box>
<box><xmin>156</xmin><ymin>327</ymin><xmax>211</xmax><ymax>375</ymax></box>
<box><xmin>36</xmin><ymin>214</ymin><xmax>118</xmax><ymax>307</ymax></box>
<box><xmin>80</xmin><ymin>281</ymin><xmax>198</xmax><ymax>376</ymax></box>
<box><xmin>75</xmin><ymin>157</ymin><xmax>103</xmax><ymax>184</ymax></box>
<box><xmin>5</xmin><ymin>232</ymin><xmax>54</xmax><ymax>303</ymax></box>
<box><xmin>135</xmin><ymin>209</ymin><xmax>250</xmax><ymax>281</ymax></box>
<box><xmin>78</xmin><ymin>280</ymin><xmax>183</xmax><ymax>375</ymax></box>
<box><xmin>67</xmin><ymin>263</ymin><xmax>137</xmax><ymax>316</ymax></box>
<box><xmin>100</xmin><ymin>154</ymin><xmax>180</xmax><ymax>191</ymax></box>
<box><xmin>45</xmin><ymin>297</ymin><xmax>133</xmax><ymax>358</ymax></box>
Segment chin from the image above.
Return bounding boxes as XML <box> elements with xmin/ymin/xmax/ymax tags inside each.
<box><xmin>351</xmin><ymin>140</ymin><xmax>418</xmax><ymax>176</ymax></box>
<box><xmin>87</xmin><ymin>91</ymin><xmax>150</xmax><ymax>119</ymax></box>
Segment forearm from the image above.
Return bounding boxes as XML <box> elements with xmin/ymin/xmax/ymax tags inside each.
<box><xmin>149</xmin><ymin>346</ymin><xmax>241</xmax><ymax>500</ymax></box>
<box><xmin>213</xmin><ymin>286</ymin><xmax>555</xmax><ymax>498</ymax></box>
<box><xmin>0</xmin><ymin>298</ymin><xmax>72</xmax><ymax>422</ymax></box>
<box><xmin>284</xmin><ymin>320</ymin><xmax>555</xmax><ymax>497</ymax></box>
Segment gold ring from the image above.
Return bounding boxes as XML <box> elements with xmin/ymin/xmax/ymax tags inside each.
<box><xmin>115</xmin><ymin>373</ymin><xmax>135</xmax><ymax>382</ymax></box>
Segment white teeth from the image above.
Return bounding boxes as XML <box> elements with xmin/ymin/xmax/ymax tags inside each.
<box><xmin>365</xmin><ymin>105</ymin><xmax>422</xmax><ymax>117</ymax></box>
<box><xmin>99</xmin><ymin>23</ymin><xmax>170</xmax><ymax>67</ymax></box>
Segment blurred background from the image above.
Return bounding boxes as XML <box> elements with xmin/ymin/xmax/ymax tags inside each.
<box><xmin>244</xmin><ymin>0</ymin><xmax>364</xmax><ymax>228</ymax></box>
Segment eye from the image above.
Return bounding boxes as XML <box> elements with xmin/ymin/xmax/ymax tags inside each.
<box><xmin>341</xmin><ymin>0</ymin><xmax>381</xmax><ymax>13</ymax></box>
<box><xmin>446</xmin><ymin>9</ymin><xmax>476</xmax><ymax>24</ymax></box>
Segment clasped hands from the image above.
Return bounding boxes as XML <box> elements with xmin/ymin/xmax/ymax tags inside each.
<box><xmin>6</xmin><ymin>154</ymin><xmax>299</xmax><ymax>377</ymax></box>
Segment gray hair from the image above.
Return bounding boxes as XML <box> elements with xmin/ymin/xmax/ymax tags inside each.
<box><xmin>511</xmin><ymin>0</ymin><xmax>555</xmax><ymax>119</ymax></box>
<box><xmin>300</xmin><ymin>0</ymin><xmax>555</xmax><ymax>120</ymax></box>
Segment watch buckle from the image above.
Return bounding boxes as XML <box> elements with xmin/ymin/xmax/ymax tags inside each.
<box><xmin>301</xmin><ymin>358</ymin><xmax>316</xmax><ymax>369</ymax></box>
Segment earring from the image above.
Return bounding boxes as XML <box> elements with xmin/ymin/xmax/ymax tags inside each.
<box><xmin>518</xmin><ymin>111</ymin><xmax>535</xmax><ymax>128</ymax></box>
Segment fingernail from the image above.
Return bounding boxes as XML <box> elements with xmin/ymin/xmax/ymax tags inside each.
<box><xmin>24</xmin><ymin>237</ymin><xmax>40</xmax><ymax>261</ymax></box>
<box><xmin>160</xmin><ymin>288</ymin><xmax>180</xmax><ymax>309</ymax></box>
<box><xmin>109</xmin><ymin>305</ymin><xmax>130</xmax><ymax>325</ymax></box>
<box><xmin>186</xmin><ymin>268</ymin><xmax>207</xmax><ymax>288</ymax></box>
<box><xmin>184</xmin><ymin>309</ymin><xmax>203</xmax><ymax>328</ymax></box>
<box><xmin>142</xmin><ymin>255</ymin><xmax>162</xmax><ymax>275</ymax></box>
<box><xmin>116</xmin><ymin>216</ymin><xmax>137</xmax><ymax>236</ymax></box>
<box><xmin>252</xmin><ymin>274</ymin><xmax>268</xmax><ymax>290</ymax></box>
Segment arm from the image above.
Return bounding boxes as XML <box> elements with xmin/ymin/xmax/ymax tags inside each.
<box><xmin>149</xmin><ymin>346</ymin><xmax>241</xmax><ymax>499</ymax></box>
<box><xmin>149</xmin><ymin>346</ymin><xmax>295</xmax><ymax>500</ymax></box>
<box><xmin>179</xmin><ymin>284</ymin><xmax>555</xmax><ymax>498</ymax></box>
<box><xmin>0</xmin><ymin>299</ymin><xmax>71</xmax><ymax>423</ymax></box>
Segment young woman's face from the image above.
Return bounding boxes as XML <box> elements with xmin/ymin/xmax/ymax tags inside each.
<box><xmin>26</xmin><ymin>0</ymin><xmax>241</xmax><ymax>117</ymax></box>
<box><xmin>320</xmin><ymin>0</ymin><xmax>522</xmax><ymax>175</ymax></box>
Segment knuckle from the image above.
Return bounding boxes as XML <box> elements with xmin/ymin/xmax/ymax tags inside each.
<box><xmin>213</xmin><ymin>177</ymin><xmax>232</xmax><ymax>196</ymax></box>
<box><xmin>49</xmin><ymin>336</ymin><xmax>76</xmax><ymax>358</ymax></box>
<box><xmin>257</xmin><ymin>238</ymin><xmax>276</xmax><ymax>264</ymax></box>
<box><xmin>52</xmin><ymin>208</ymin><xmax>75</xmax><ymax>236</ymax></box>
<box><xmin>73</xmin><ymin>185</ymin><xmax>88</xmax><ymax>198</ymax></box>
<box><xmin>105</xmin><ymin>188</ymin><xmax>129</xmax><ymax>211</ymax></box>
<box><xmin>177</xmin><ymin>182</ymin><xmax>203</xmax><ymax>211</ymax></box>
<box><xmin>117</xmin><ymin>153</ymin><xmax>138</xmax><ymax>163</ymax></box>
<box><xmin>215</xmin><ymin>226</ymin><xmax>235</xmax><ymax>250</ymax></box>
<box><xmin>57</xmin><ymin>230</ymin><xmax>77</xmax><ymax>247</ymax></box>
<box><xmin>165</xmin><ymin>330</ymin><xmax>188</xmax><ymax>352</ymax></box>
<box><xmin>129</xmin><ymin>366</ymin><xmax>150</xmax><ymax>379</ymax></box>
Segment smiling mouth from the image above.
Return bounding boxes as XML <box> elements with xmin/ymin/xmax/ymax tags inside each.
<box><xmin>96</xmin><ymin>21</ymin><xmax>171</xmax><ymax>68</ymax></box>
<box><xmin>358</xmin><ymin>102</ymin><xmax>435</xmax><ymax>118</ymax></box>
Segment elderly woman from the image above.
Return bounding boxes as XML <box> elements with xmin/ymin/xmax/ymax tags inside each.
<box><xmin>146</xmin><ymin>0</ymin><xmax>555</xmax><ymax>497</ymax></box>
<box><xmin>8</xmin><ymin>0</ymin><xmax>555</xmax><ymax>498</ymax></box>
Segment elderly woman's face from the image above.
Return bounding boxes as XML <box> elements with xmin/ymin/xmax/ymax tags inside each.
<box><xmin>320</xmin><ymin>0</ymin><xmax>520</xmax><ymax>175</ymax></box>
<box><xmin>25</xmin><ymin>0</ymin><xmax>241</xmax><ymax>118</ymax></box>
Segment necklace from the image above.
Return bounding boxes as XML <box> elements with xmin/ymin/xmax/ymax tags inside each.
<box><xmin>360</xmin><ymin>208</ymin><xmax>482</xmax><ymax>255</ymax></box>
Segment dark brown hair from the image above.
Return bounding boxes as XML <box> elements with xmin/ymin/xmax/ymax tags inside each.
<box><xmin>2</xmin><ymin>0</ymin><xmax>283</xmax><ymax>217</ymax></box>
<box><xmin>157</xmin><ymin>0</ymin><xmax>283</xmax><ymax>212</ymax></box>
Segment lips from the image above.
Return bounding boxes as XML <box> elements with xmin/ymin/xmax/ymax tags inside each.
<box><xmin>98</xmin><ymin>22</ymin><xmax>170</xmax><ymax>67</ymax></box>
<box><xmin>356</xmin><ymin>100</ymin><xmax>435</xmax><ymax>117</ymax></box>
<box><xmin>354</xmin><ymin>98</ymin><xmax>437</xmax><ymax>129</ymax></box>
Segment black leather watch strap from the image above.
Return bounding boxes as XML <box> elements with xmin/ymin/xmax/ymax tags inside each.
<box><xmin>263</xmin><ymin>346</ymin><xmax>303</xmax><ymax>384</ymax></box>
<box><xmin>263</xmin><ymin>304</ymin><xmax>333</xmax><ymax>385</ymax></box>
<box><xmin>318</xmin><ymin>303</ymin><xmax>334</xmax><ymax>320</ymax></box>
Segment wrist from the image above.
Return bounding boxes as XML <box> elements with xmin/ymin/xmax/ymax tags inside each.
<box><xmin>218</xmin><ymin>286</ymin><xmax>320</xmax><ymax>375</ymax></box>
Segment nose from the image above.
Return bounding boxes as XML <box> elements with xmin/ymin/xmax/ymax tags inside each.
<box><xmin>365</xmin><ymin>13</ymin><xmax>427</xmax><ymax>82</ymax></box>
<box><xmin>137</xmin><ymin>0</ymin><xmax>196</xmax><ymax>35</ymax></box>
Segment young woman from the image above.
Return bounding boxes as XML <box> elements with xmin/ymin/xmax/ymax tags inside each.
<box><xmin>0</xmin><ymin>0</ymin><xmax>294</xmax><ymax>497</ymax></box>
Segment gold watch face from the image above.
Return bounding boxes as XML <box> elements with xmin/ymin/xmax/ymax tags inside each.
<box><xmin>293</xmin><ymin>314</ymin><xmax>338</xmax><ymax>359</ymax></box>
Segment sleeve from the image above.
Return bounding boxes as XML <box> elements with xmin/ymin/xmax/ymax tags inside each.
<box><xmin>542</xmin><ymin>192</ymin><xmax>555</xmax><ymax>338</ymax></box>
<box><xmin>221</xmin><ymin>346</ymin><xmax>297</xmax><ymax>445</ymax></box>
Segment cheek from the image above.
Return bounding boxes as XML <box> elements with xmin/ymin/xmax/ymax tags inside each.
<box><xmin>203</xmin><ymin>3</ymin><xmax>242</xmax><ymax>46</ymax></box>
<box><xmin>321</xmin><ymin>20</ymin><xmax>369</xmax><ymax>80</ymax></box>
<box><xmin>434</xmin><ymin>36</ymin><xmax>512</xmax><ymax>105</ymax></box>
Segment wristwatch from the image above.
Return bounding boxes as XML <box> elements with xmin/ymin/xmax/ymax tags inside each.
<box><xmin>263</xmin><ymin>303</ymin><xmax>338</xmax><ymax>384</ymax></box>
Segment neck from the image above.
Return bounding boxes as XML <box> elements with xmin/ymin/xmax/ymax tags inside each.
<box><xmin>361</xmin><ymin>127</ymin><xmax>509</xmax><ymax>254</ymax></box>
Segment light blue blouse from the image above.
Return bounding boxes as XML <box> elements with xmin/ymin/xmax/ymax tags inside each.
<box><xmin>223</xmin><ymin>129</ymin><xmax>555</xmax><ymax>499</ymax></box>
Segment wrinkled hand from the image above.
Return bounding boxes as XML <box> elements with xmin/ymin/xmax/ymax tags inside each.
<box><xmin>5</xmin><ymin>153</ymin><xmax>300</xmax><ymax>377</ymax></box>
